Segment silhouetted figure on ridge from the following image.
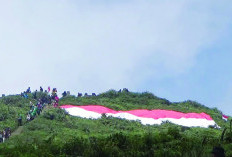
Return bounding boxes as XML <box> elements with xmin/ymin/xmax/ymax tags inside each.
<box><xmin>40</xmin><ymin>86</ymin><xmax>43</xmax><ymax>92</ymax></box>
<box><xmin>123</xmin><ymin>88</ymin><xmax>129</xmax><ymax>93</ymax></box>
<box><xmin>26</xmin><ymin>87</ymin><xmax>31</xmax><ymax>93</ymax></box>
<box><xmin>62</xmin><ymin>91</ymin><xmax>67</xmax><ymax>97</ymax></box>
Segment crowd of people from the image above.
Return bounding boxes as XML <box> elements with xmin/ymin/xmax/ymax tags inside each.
<box><xmin>0</xmin><ymin>87</ymin><xmax>59</xmax><ymax>143</ymax></box>
<box><xmin>25</xmin><ymin>87</ymin><xmax>59</xmax><ymax>122</ymax></box>
<box><xmin>0</xmin><ymin>128</ymin><xmax>11</xmax><ymax>143</ymax></box>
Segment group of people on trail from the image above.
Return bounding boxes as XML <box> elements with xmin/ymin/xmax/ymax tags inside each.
<box><xmin>21</xmin><ymin>86</ymin><xmax>51</xmax><ymax>99</ymax></box>
<box><xmin>20</xmin><ymin>87</ymin><xmax>31</xmax><ymax>99</ymax></box>
<box><xmin>26</xmin><ymin>100</ymin><xmax>45</xmax><ymax>122</ymax></box>
<box><xmin>1</xmin><ymin>86</ymin><xmax>60</xmax><ymax>143</ymax></box>
<box><xmin>24</xmin><ymin>87</ymin><xmax>59</xmax><ymax>122</ymax></box>
<box><xmin>0</xmin><ymin>128</ymin><xmax>11</xmax><ymax>143</ymax></box>
<box><xmin>18</xmin><ymin>87</ymin><xmax>60</xmax><ymax>126</ymax></box>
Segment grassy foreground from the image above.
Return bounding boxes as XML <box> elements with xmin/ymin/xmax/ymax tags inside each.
<box><xmin>0</xmin><ymin>90</ymin><xmax>231</xmax><ymax>157</ymax></box>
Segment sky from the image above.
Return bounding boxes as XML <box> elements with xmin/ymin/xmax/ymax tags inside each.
<box><xmin>0</xmin><ymin>0</ymin><xmax>232</xmax><ymax>115</ymax></box>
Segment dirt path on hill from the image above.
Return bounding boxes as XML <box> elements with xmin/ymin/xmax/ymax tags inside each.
<box><xmin>11</xmin><ymin>126</ymin><xmax>23</xmax><ymax>136</ymax></box>
<box><xmin>11</xmin><ymin>104</ymin><xmax>51</xmax><ymax>137</ymax></box>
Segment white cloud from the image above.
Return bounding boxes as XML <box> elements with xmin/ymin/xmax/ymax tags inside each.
<box><xmin>0</xmin><ymin>1</ymin><xmax>230</xmax><ymax>95</ymax></box>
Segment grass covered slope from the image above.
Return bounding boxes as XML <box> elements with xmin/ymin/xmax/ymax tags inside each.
<box><xmin>0</xmin><ymin>92</ymin><xmax>48</xmax><ymax>131</ymax></box>
<box><xmin>60</xmin><ymin>90</ymin><xmax>227</xmax><ymax>127</ymax></box>
<box><xmin>0</xmin><ymin>90</ymin><xmax>231</xmax><ymax>157</ymax></box>
<box><xmin>0</xmin><ymin>95</ymin><xmax>31</xmax><ymax>131</ymax></box>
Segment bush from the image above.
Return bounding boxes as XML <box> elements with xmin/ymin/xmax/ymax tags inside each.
<box><xmin>43</xmin><ymin>108</ymin><xmax>67</xmax><ymax>121</ymax></box>
<box><xmin>0</xmin><ymin>105</ymin><xmax>9</xmax><ymax>121</ymax></box>
<box><xmin>98</xmin><ymin>90</ymin><xmax>119</xmax><ymax>98</ymax></box>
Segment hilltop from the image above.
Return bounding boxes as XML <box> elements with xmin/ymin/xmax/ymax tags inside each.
<box><xmin>0</xmin><ymin>90</ymin><xmax>231</xmax><ymax>157</ymax></box>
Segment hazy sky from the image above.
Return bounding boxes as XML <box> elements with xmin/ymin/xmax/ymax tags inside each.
<box><xmin>0</xmin><ymin>1</ymin><xmax>232</xmax><ymax>115</ymax></box>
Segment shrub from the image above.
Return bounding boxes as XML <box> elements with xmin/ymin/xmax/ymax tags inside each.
<box><xmin>43</xmin><ymin>108</ymin><xmax>67</xmax><ymax>121</ymax></box>
<box><xmin>98</xmin><ymin>90</ymin><xmax>119</xmax><ymax>98</ymax></box>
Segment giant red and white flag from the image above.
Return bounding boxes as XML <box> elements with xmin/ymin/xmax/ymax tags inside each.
<box><xmin>60</xmin><ymin>105</ymin><xmax>218</xmax><ymax>128</ymax></box>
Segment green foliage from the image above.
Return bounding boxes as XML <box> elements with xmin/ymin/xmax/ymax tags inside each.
<box><xmin>1</xmin><ymin>95</ymin><xmax>28</xmax><ymax>107</ymax></box>
<box><xmin>0</xmin><ymin>95</ymin><xmax>32</xmax><ymax>131</ymax></box>
<box><xmin>0</xmin><ymin>105</ymin><xmax>10</xmax><ymax>121</ymax></box>
<box><xmin>0</xmin><ymin>90</ymin><xmax>231</xmax><ymax>157</ymax></box>
<box><xmin>43</xmin><ymin>108</ymin><xmax>67</xmax><ymax>121</ymax></box>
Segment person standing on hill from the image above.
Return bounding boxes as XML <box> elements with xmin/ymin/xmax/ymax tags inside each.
<box><xmin>18</xmin><ymin>114</ymin><xmax>22</xmax><ymax>126</ymax></box>
<box><xmin>62</xmin><ymin>91</ymin><xmax>67</xmax><ymax>97</ymax></box>
<box><xmin>33</xmin><ymin>90</ymin><xmax>37</xmax><ymax>99</ymax></box>
<box><xmin>24</xmin><ymin>92</ymin><xmax>28</xmax><ymax>99</ymax></box>
<box><xmin>26</xmin><ymin>87</ymin><xmax>31</xmax><ymax>93</ymax></box>
<box><xmin>48</xmin><ymin>95</ymin><xmax>52</xmax><ymax>105</ymax></box>
<box><xmin>0</xmin><ymin>130</ymin><xmax>6</xmax><ymax>143</ymax></box>
<box><xmin>0</xmin><ymin>131</ymin><xmax>3</xmax><ymax>143</ymax></box>
<box><xmin>40</xmin><ymin>86</ymin><xmax>43</xmax><ymax>92</ymax></box>
<box><xmin>30</xmin><ymin>105</ymin><xmax>38</xmax><ymax>119</ymax></box>
<box><xmin>37</xmin><ymin>100</ymin><xmax>42</xmax><ymax>115</ymax></box>
<box><xmin>2</xmin><ymin>130</ymin><xmax>5</xmax><ymax>142</ymax></box>
<box><xmin>26</xmin><ymin>113</ymin><xmax>31</xmax><ymax>122</ymax></box>
<box><xmin>29</xmin><ymin>101</ymin><xmax>33</xmax><ymax>108</ymax></box>
<box><xmin>29</xmin><ymin>101</ymin><xmax>35</xmax><ymax>112</ymax></box>
<box><xmin>4</xmin><ymin>128</ymin><xmax>11</xmax><ymax>140</ymax></box>
<box><xmin>51</xmin><ymin>88</ymin><xmax>57</xmax><ymax>99</ymax></box>
<box><xmin>53</xmin><ymin>96</ymin><xmax>59</xmax><ymax>107</ymax></box>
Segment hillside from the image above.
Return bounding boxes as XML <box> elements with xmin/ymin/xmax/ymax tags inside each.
<box><xmin>0</xmin><ymin>90</ymin><xmax>231</xmax><ymax>157</ymax></box>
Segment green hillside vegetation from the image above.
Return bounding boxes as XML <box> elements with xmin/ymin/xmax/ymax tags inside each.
<box><xmin>0</xmin><ymin>90</ymin><xmax>231</xmax><ymax>157</ymax></box>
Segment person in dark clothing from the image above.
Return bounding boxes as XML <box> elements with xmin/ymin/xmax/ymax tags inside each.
<box><xmin>0</xmin><ymin>131</ymin><xmax>3</xmax><ymax>143</ymax></box>
<box><xmin>37</xmin><ymin>101</ymin><xmax>42</xmax><ymax>115</ymax></box>
<box><xmin>211</xmin><ymin>146</ymin><xmax>225</xmax><ymax>157</ymax></box>
<box><xmin>18</xmin><ymin>114</ymin><xmax>22</xmax><ymax>126</ymax></box>
<box><xmin>51</xmin><ymin>92</ymin><xmax>57</xmax><ymax>100</ymax></box>
<box><xmin>4</xmin><ymin>128</ymin><xmax>11</xmax><ymax>140</ymax></box>
<box><xmin>40</xmin><ymin>86</ymin><xmax>43</xmax><ymax>92</ymax></box>
<box><xmin>2</xmin><ymin>130</ymin><xmax>5</xmax><ymax>142</ymax></box>
<box><xmin>41</xmin><ymin>97</ymin><xmax>44</xmax><ymax>105</ymax></box>
<box><xmin>26</xmin><ymin>87</ymin><xmax>31</xmax><ymax>93</ymax></box>
<box><xmin>62</xmin><ymin>91</ymin><xmax>67</xmax><ymax>97</ymax></box>
<box><xmin>48</xmin><ymin>95</ymin><xmax>52</xmax><ymax>105</ymax></box>
<box><xmin>33</xmin><ymin>91</ymin><xmax>37</xmax><ymax>99</ymax></box>
<box><xmin>23</xmin><ymin>92</ymin><xmax>28</xmax><ymax>99</ymax></box>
